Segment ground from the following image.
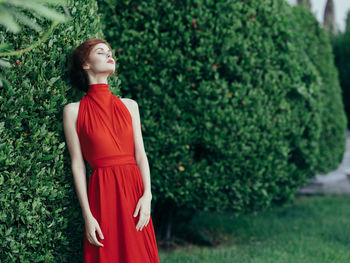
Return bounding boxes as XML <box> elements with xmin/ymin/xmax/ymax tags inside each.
<box><xmin>297</xmin><ymin>130</ymin><xmax>350</xmax><ymax>195</ymax></box>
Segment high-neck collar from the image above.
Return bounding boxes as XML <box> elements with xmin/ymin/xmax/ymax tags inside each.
<box><xmin>87</xmin><ymin>83</ymin><xmax>112</xmax><ymax>96</ymax></box>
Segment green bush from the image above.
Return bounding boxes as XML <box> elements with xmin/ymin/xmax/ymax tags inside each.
<box><xmin>333</xmin><ymin>12</ymin><xmax>350</xmax><ymax>129</ymax></box>
<box><xmin>1</xmin><ymin>0</ymin><xmax>347</xmax><ymax>260</ymax></box>
<box><xmin>0</xmin><ymin>0</ymin><xmax>115</xmax><ymax>261</ymax></box>
<box><xmin>97</xmin><ymin>0</ymin><xmax>345</xmax><ymax>230</ymax></box>
<box><xmin>291</xmin><ymin>5</ymin><xmax>347</xmax><ymax>173</ymax></box>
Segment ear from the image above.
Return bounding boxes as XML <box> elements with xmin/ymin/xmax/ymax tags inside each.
<box><xmin>82</xmin><ymin>62</ymin><xmax>90</xmax><ymax>70</ymax></box>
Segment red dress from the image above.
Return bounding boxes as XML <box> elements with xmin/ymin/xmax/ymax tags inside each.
<box><xmin>77</xmin><ymin>83</ymin><xmax>160</xmax><ymax>263</ymax></box>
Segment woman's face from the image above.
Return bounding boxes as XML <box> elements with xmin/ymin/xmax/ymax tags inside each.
<box><xmin>83</xmin><ymin>43</ymin><xmax>115</xmax><ymax>77</ymax></box>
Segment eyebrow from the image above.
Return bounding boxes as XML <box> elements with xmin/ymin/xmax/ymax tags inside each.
<box><xmin>95</xmin><ymin>48</ymin><xmax>112</xmax><ymax>52</ymax></box>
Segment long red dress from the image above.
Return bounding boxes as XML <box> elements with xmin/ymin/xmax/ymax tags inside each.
<box><xmin>76</xmin><ymin>83</ymin><xmax>160</xmax><ymax>263</ymax></box>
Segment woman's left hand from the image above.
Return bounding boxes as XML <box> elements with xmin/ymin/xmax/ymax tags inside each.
<box><xmin>133</xmin><ymin>193</ymin><xmax>152</xmax><ymax>231</ymax></box>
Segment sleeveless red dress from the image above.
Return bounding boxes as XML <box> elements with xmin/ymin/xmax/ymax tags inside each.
<box><xmin>76</xmin><ymin>83</ymin><xmax>160</xmax><ymax>263</ymax></box>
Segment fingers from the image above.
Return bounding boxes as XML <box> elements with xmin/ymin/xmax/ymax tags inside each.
<box><xmin>141</xmin><ymin>217</ymin><xmax>150</xmax><ymax>231</ymax></box>
<box><xmin>136</xmin><ymin>211</ymin><xmax>151</xmax><ymax>231</ymax></box>
<box><xmin>133</xmin><ymin>201</ymin><xmax>140</xmax><ymax>218</ymax></box>
<box><xmin>84</xmin><ymin>216</ymin><xmax>104</xmax><ymax>247</ymax></box>
<box><xmin>145</xmin><ymin>216</ymin><xmax>150</xmax><ymax>226</ymax></box>
<box><xmin>88</xmin><ymin>230</ymin><xmax>104</xmax><ymax>247</ymax></box>
<box><xmin>87</xmin><ymin>227</ymin><xmax>104</xmax><ymax>247</ymax></box>
<box><xmin>96</xmin><ymin>224</ymin><xmax>105</xmax><ymax>240</ymax></box>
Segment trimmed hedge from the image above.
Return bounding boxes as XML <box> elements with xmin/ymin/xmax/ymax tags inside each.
<box><xmin>333</xmin><ymin>11</ymin><xmax>350</xmax><ymax>129</ymax></box>
<box><xmin>97</xmin><ymin>0</ymin><xmax>346</xmax><ymax>226</ymax></box>
<box><xmin>0</xmin><ymin>0</ymin><xmax>118</xmax><ymax>261</ymax></box>
<box><xmin>1</xmin><ymin>0</ymin><xmax>347</xmax><ymax>260</ymax></box>
<box><xmin>291</xmin><ymin>5</ymin><xmax>347</xmax><ymax>173</ymax></box>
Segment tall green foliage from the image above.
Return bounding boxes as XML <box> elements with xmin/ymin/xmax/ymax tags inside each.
<box><xmin>291</xmin><ymin>6</ymin><xmax>347</xmax><ymax>173</ymax></box>
<box><xmin>1</xmin><ymin>0</ymin><xmax>347</xmax><ymax>260</ymax></box>
<box><xmin>97</xmin><ymin>0</ymin><xmax>343</xmax><ymax>227</ymax></box>
<box><xmin>0</xmin><ymin>0</ymin><xmax>113</xmax><ymax>261</ymax></box>
<box><xmin>333</xmin><ymin>11</ymin><xmax>350</xmax><ymax>129</ymax></box>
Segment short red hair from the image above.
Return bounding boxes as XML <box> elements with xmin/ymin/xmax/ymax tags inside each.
<box><xmin>69</xmin><ymin>38</ymin><xmax>114</xmax><ymax>92</ymax></box>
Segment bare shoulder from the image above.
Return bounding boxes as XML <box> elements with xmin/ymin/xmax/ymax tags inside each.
<box><xmin>120</xmin><ymin>98</ymin><xmax>138</xmax><ymax>116</ymax></box>
<box><xmin>63</xmin><ymin>101</ymin><xmax>80</xmax><ymax>122</ymax></box>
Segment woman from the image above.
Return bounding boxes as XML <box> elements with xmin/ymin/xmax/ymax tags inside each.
<box><xmin>63</xmin><ymin>38</ymin><xmax>160</xmax><ymax>263</ymax></box>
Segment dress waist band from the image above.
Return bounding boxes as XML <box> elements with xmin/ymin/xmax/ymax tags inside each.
<box><xmin>90</xmin><ymin>154</ymin><xmax>136</xmax><ymax>171</ymax></box>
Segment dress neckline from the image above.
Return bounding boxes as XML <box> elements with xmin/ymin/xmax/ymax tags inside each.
<box><xmin>87</xmin><ymin>83</ymin><xmax>112</xmax><ymax>96</ymax></box>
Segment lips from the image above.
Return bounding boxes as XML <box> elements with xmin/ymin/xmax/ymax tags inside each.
<box><xmin>107</xmin><ymin>59</ymin><xmax>114</xmax><ymax>64</ymax></box>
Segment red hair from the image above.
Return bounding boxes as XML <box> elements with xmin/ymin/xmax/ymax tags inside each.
<box><xmin>69</xmin><ymin>38</ymin><xmax>114</xmax><ymax>92</ymax></box>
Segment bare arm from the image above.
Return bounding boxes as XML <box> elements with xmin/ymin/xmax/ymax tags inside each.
<box><xmin>126</xmin><ymin>99</ymin><xmax>152</xmax><ymax>199</ymax></box>
<box><xmin>62</xmin><ymin>103</ymin><xmax>93</xmax><ymax>221</ymax></box>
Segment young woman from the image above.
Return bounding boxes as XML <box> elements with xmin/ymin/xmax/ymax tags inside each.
<box><xmin>63</xmin><ymin>38</ymin><xmax>160</xmax><ymax>263</ymax></box>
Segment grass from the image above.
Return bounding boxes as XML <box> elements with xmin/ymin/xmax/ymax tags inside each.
<box><xmin>158</xmin><ymin>194</ymin><xmax>350</xmax><ymax>263</ymax></box>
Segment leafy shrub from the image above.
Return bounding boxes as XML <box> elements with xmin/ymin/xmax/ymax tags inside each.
<box><xmin>333</xmin><ymin>12</ymin><xmax>350</xmax><ymax>130</ymax></box>
<box><xmin>291</xmin><ymin>5</ymin><xmax>347</xmax><ymax>173</ymax></box>
<box><xmin>97</xmin><ymin>0</ymin><xmax>345</xmax><ymax>230</ymax></box>
<box><xmin>0</xmin><ymin>0</ymin><xmax>116</xmax><ymax>261</ymax></box>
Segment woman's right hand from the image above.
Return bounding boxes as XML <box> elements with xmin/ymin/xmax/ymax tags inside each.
<box><xmin>85</xmin><ymin>216</ymin><xmax>104</xmax><ymax>247</ymax></box>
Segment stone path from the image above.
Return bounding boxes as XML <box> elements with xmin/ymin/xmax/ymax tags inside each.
<box><xmin>297</xmin><ymin>130</ymin><xmax>350</xmax><ymax>196</ymax></box>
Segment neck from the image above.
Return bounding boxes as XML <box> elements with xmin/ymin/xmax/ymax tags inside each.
<box><xmin>87</xmin><ymin>83</ymin><xmax>111</xmax><ymax>95</ymax></box>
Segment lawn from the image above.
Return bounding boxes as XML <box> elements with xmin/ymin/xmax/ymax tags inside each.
<box><xmin>159</xmin><ymin>194</ymin><xmax>350</xmax><ymax>263</ymax></box>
